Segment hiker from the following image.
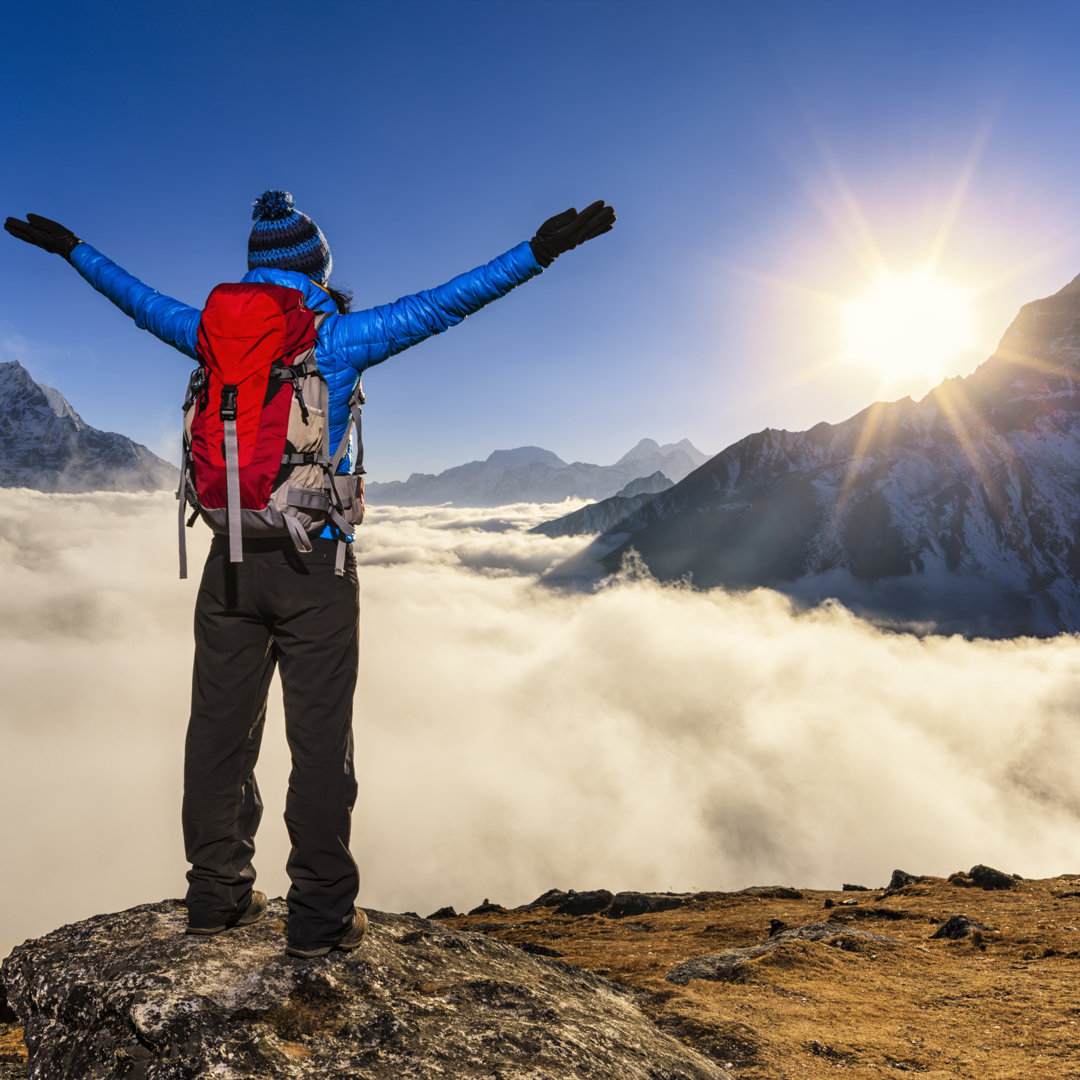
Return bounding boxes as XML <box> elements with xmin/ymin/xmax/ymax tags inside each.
<box><xmin>4</xmin><ymin>192</ymin><xmax>615</xmax><ymax>957</ymax></box>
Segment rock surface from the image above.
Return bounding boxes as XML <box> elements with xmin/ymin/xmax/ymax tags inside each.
<box><xmin>1</xmin><ymin>898</ymin><xmax>728</xmax><ymax>1080</ymax></box>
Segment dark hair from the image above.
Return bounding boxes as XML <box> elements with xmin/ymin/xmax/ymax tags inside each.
<box><xmin>326</xmin><ymin>284</ymin><xmax>353</xmax><ymax>315</ymax></box>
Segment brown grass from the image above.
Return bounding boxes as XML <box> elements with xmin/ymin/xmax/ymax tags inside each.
<box><xmin>445</xmin><ymin>874</ymin><xmax>1080</xmax><ymax>1078</ymax></box>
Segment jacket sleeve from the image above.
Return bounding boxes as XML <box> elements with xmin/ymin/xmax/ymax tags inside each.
<box><xmin>326</xmin><ymin>241</ymin><xmax>543</xmax><ymax>373</ymax></box>
<box><xmin>68</xmin><ymin>242</ymin><xmax>201</xmax><ymax>360</ymax></box>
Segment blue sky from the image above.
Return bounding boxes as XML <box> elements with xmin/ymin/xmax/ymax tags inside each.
<box><xmin>4</xmin><ymin>0</ymin><xmax>1080</xmax><ymax>480</ymax></box>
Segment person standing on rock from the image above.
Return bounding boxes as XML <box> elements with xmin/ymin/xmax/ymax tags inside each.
<box><xmin>4</xmin><ymin>193</ymin><xmax>615</xmax><ymax>957</ymax></box>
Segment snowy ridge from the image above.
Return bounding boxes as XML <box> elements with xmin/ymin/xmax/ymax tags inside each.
<box><xmin>0</xmin><ymin>360</ymin><xmax>178</xmax><ymax>493</ymax></box>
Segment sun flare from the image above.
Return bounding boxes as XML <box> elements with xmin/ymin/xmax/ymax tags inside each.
<box><xmin>843</xmin><ymin>269</ymin><xmax>977</xmax><ymax>385</ymax></box>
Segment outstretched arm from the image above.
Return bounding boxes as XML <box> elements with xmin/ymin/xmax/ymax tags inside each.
<box><xmin>4</xmin><ymin>214</ymin><xmax>201</xmax><ymax>360</ymax></box>
<box><xmin>329</xmin><ymin>201</ymin><xmax>615</xmax><ymax>373</ymax></box>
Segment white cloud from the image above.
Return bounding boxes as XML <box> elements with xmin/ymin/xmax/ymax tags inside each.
<box><xmin>2</xmin><ymin>489</ymin><xmax>1079</xmax><ymax>956</ymax></box>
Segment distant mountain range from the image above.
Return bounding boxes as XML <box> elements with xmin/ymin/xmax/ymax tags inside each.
<box><xmin>542</xmin><ymin>276</ymin><xmax>1080</xmax><ymax>638</ymax></box>
<box><xmin>365</xmin><ymin>439</ymin><xmax>709</xmax><ymax>506</ymax></box>
<box><xmin>0</xmin><ymin>360</ymin><xmax>178</xmax><ymax>493</ymax></box>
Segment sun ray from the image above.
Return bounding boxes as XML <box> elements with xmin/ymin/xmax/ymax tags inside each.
<box><xmin>925</xmin><ymin>117</ymin><xmax>995</xmax><ymax>270</ymax></box>
<box><xmin>928</xmin><ymin>379</ymin><xmax>1007</xmax><ymax>522</ymax></box>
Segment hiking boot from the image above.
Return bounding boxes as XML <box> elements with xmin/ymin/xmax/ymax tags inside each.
<box><xmin>186</xmin><ymin>890</ymin><xmax>268</xmax><ymax>935</ymax></box>
<box><xmin>285</xmin><ymin>907</ymin><xmax>369</xmax><ymax>958</ymax></box>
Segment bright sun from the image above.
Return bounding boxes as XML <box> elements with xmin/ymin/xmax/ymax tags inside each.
<box><xmin>842</xmin><ymin>269</ymin><xmax>977</xmax><ymax>385</ymax></box>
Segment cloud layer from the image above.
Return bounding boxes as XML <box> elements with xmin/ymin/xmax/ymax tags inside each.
<box><xmin>3</xmin><ymin>490</ymin><xmax>1080</xmax><ymax>956</ymax></box>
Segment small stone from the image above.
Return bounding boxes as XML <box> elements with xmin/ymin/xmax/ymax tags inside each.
<box><xmin>930</xmin><ymin>914</ymin><xmax>995</xmax><ymax>940</ymax></box>
<box><xmin>841</xmin><ymin>884</ymin><xmax>869</xmax><ymax>892</ymax></box>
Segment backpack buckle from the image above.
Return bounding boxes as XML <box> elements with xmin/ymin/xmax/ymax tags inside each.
<box><xmin>220</xmin><ymin>384</ymin><xmax>238</xmax><ymax>421</ymax></box>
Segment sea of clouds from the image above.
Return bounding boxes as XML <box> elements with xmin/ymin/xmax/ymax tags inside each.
<box><xmin>3</xmin><ymin>489</ymin><xmax>1080</xmax><ymax>956</ymax></box>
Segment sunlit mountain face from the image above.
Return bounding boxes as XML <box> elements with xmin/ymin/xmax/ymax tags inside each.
<box><xmin>546</xmin><ymin>275</ymin><xmax>1080</xmax><ymax>638</ymax></box>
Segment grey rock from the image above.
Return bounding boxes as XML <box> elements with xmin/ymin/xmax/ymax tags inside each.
<box><xmin>666</xmin><ymin>922</ymin><xmax>899</xmax><ymax>985</ymax></box>
<box><xmin>522</xmin><ymin>888</ymin><xmax>569</xmax><ymax>909</ymax></box>
<box><xmin>930</xmin><ymin>915</ymin><xmax>995</xmax><ymax>940</ymax></box>
<box><xmin>555</xmin><ymin>890</ymin><xmax>615</xmax><ymax>916</ymax></box>
<box><xmin>606</xmin><ymin>892</ymin><xmax>694</xmax><ymax>919</ymax></box>
<box><xmin>880</xmin><ymin>869</ymin><xmax>921</xmax><ymax>898</ymax></box>
<box><xmin>0</xmin><ymin>360</ymin><xmax>178</xmax><ymax>493</ymax></box>
<box><xmin>427</xmin><ymin>906</ymin><xmax>458</xmax><ymax>919</ymax></box>
<box><xmin>737</xmin><ymin>886</ymin><xmax>804</xmax><ymax>900</ymax></box>
<box><xmin>557</xmin><ymin>889</ymin><xmax>617</xmax><ymax>915</ymax></box>
<box><xmin>467</xmin><ymin>898</ymin><xmax>508</xmax><ymax>915</ymax></box>
<box><xmin>968</xmin><ymin>864</ymin><xmax>1021</xmax><ymax>890</ymax></box>
<box><xmin>842</xmin><ymin>883</ymin><xmax>870</xmax><ymax>892</ymax></box>
<box><xmin>1</xmin><ymin>898</ymin><xmax>729</xmax><ymax>1080</ymax></box>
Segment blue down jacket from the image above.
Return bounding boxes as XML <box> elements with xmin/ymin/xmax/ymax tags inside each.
<box><xmin>68</xmin><ymin>240</ymin><xmax>543</xmax><ymax>479</ymax></box>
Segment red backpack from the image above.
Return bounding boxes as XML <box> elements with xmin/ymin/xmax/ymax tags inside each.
<box><xmin>177</xmin><ymin>282</ymin><xmax>364</xmax><ymax>578</ymax></box>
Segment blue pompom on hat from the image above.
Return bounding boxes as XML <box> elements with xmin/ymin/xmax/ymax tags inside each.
<box><xmin>248</xmin><ymin>190</ymin><xmax>332</xmax><ymax>285</ymax></box>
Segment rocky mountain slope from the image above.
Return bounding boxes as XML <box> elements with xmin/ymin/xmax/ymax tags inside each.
<box><xmin>365</xmin><ymin>438</ymin><xmax>706</xmax><ymax>506</ymax></box>
<box><xmin>2</xmin><ymin>866</ymin><xmax>1074</xmax><ymax>1079</ymax></box>
<box><xmin>0</xmin><ymin>360</ymin><xmax>177</xmax><ymax>492</ymax></box>
<box><xmin>545</xmin><ymin>276</ymin><xmax>1080</xmax><ymax>637</ymax></box>
<box><xmin>531</xmin><ymin>470</ymin><xmax>674</xmax><ymax>537</ymax></box>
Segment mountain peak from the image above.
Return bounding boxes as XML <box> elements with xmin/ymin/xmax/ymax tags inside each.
<box><xmin>485</xmin><ymin>446</ymin><xmax>567</xmax><ymax>469</ymax></box>
<box><xmin>615</xmin><ymin>438</ymin><xmax>661</xmax><ymax>465</ymax></box>
<box><xmin>0</xmin><ymin>361</ymin><xmax>177</xmax><ymax>493</ymax></box>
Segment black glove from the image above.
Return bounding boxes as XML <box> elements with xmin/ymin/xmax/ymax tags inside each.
<box><xmin>530</xmin><ymin>200</ymin><xmax>615</xmax><ymax>267</ymax></box>
<box><xmin>4</xmin><ymin>213</ymin><xmax>80</xmax><ymax>259</ymax></box>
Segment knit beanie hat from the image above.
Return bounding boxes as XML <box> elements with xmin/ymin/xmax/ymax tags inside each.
<box><xmin>248</xmin><ymin>190</ymin><xmax>332</xmax><ymax>285</ymax></box>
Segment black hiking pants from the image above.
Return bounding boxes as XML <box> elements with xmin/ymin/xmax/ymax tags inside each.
<box><xmin>183</xmin><ymin>534</ymin><xmax>360</xmax><ymax>951</ymax></box>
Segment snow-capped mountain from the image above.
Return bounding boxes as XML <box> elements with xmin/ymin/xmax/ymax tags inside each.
<box><xmin>0</xmin><ymin>360</ymin><xmax>178</xmax><ymax>493</ymax></box>
<box><xmin>545</xmin><ymin>275</ymin><xmax>1080</xmax><ymax>638</ymax></box>
<box><xmin>365</xmin><ymin>438</ymin><xmax>708</xmax><ymax>507</ymax></box>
